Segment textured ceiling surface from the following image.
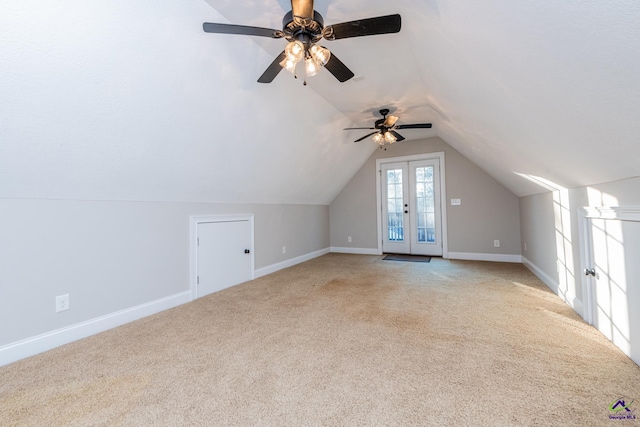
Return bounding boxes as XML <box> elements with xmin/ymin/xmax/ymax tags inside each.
<box><xmin>1</xmin><ymin>0</ymin><xmax>639</xmax><ymax>204</ymax></box>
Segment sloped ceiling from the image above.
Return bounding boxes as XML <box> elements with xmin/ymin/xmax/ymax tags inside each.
<box><xmin>2</xmin><ymin>0</ymin><xmax>639</xmax><ymax>205</ymax></box>
<box><xmin>0</xmin><ymin>0</ymin><xmax>373</xmax><ymax>204</ymax></box>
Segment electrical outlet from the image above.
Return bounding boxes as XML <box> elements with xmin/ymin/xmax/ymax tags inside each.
<box><xmin>282</xmin><ymin>246</ymin><xmax>286</xmax><ymax>254</ymax></box>
<box><xmin>524</xmin><ymin>243</ymin><xmax>527</xmax><ymax>251</ymax></box>
<box><xmin>56</xmin><ymin>294</ymin><xmax>70</xmax><ymax>312</ymax></box>
<box><xmin>494</xmin><ymin>240</ymin><xmax>500</xmax><ymax>248</ymax></box>
<box><xmin>348</xmin><ymin>236</ymin><xmax>352</xmax><ymax>243</ymax></box>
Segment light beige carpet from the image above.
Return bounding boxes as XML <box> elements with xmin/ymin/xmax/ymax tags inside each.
<box><xmin>1</xmin><ymin>254</ymin><xmax>639</xmax><ymax>426</ymax></box>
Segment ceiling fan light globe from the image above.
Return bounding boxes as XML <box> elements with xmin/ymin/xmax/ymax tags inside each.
<box><xmin>372</xmin><ymin>133</ymin><xmax>385</xmax><ymax>145</ymax></box>
<box><xmin>384</xmin><ymin>131</ymin><xmax>397</xmax><ymax>143</ymax></box>
<box><xmin>279</xmin><ymin>58</ymin><xmax>297</xmax><ymax>74</ymax></box>
<box><xmin>305</xmin><ymin>57</ymin><xmax>320</xmax><ymax>77</ymax></box>
<box><xmin>309</xmin><ymin>44</ymin><xmax>331</xmax><ymax>66</ymax></box>
<box><xmin>285</xmin><ymin>40</ymin><xmax>304</xmax><ymax>63</ymax></box>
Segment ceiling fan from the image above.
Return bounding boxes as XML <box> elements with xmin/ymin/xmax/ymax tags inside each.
<box><xmin>344</xmin><ymin>109</ymin><xmax>433</xmax><ymax>146</ymax></box>
<box><xmin>203</xmin><ymin>0</ymin><xmax>401</xmax><ymax>84</ymax></box>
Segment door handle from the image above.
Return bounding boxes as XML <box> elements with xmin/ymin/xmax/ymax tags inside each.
<box><xmin>244</xmin><ymin>249</ymin><xmax>250</xmax><ymax>254</ymax></box>
<box><xmin>584</xmin><ymin>268</ymin><xmax>596</xmax><ymax>277</ymax></box>
<box><xmin>404</xmin><ymin>210</ymin><xmax>408</xmax><ymax>214</ymax></box>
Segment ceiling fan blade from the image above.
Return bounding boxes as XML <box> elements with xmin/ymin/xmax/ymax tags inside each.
<box><xmin>354</xmin><ymin>132</ymin><xmax>379</xmax><ymax>142</ymax></box>
<box><xmin>324</xmin><ymin>52</ymin><xmax>355</xmax><ymax>82</ymax></box>
<box><xmin>257</xmin><ymin>51</ymin><xmax>286</xmax><ymax>83</ymax></box>
<box><xmin>383</xmin><ymin>115</ymin><xmax>399</xmax><ymax>127</ymax></box>
<box><xmin>291</xmin><ymin>0</ymin><xmax>314</xmax><ymax>21</ymax></box>
<box><xmin>203</xmin><ymin>23</ymin><xmax>283</xmax><ymax>38</ymax></box>
<box><xmin>344</xmin><ymin>127</ymin><xmax>375</xmax><ymax>130</ymax></box>
<box><xmin>324</xmin><ymin>14</ymin><xmax>401</xmax><ymax>40</ymax></box>
<box><xmin>390</xmin><ymin>131</ymin><xmax>405</xmax><ymax>142</ymax></box>
<box><xmin>395</xmin><ymin>123</ymin><xmax>433</xmax><ymax>129</ymax></box>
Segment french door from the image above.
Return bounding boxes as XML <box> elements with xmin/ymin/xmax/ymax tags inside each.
<box><xmin>381</xmin><ymin>159</ymin><xmax>443</xmax><ymax>256</ymax></box>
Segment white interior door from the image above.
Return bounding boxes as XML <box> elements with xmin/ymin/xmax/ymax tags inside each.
<box><xmin>381</xmin><ymin>159</ymin><xmax>443</xmax><ymax>256</ymax></box>
<box><xmin>197</xmin><ymin>220</ymin><xmax>252</xmax><ymax>298</ymax></box>
<box><xmin>583</xmin><ymin>216</ymin><xmax>639</xmax><ymax>366</ymax></box>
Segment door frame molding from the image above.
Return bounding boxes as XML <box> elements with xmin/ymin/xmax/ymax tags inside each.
<box><xmin>578</xmin><ymin>206</ymin><xmax>640</xmax><ymax>325</ymax></box>
<box><xmin>189</xmin><ymin>214</ymin><xmax>255</xmax><ymax>300</ymax></box>
<box><xmin>375</xmin><ymin>152</ymin><xmax>448</xmax><ymax>257</ymax></box>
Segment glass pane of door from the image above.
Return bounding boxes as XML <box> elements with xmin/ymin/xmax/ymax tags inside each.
<box><xmin>386</xmin><ymin>169</ymin><xmax>404</xmax><ymax>241</ymax></box>
<box><xmin>415</xmin><ymin>166</ymin><xmax>435</xmax><ymax>243</ymax></box>
<box><xmin>408</xmin><ymin>158</ymin><xmax>442</xmax><ymax>256</ymax></box>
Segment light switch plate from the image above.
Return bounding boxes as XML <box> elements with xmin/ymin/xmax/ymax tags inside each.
<box><xmin>451</xmin><ymin>199</ymin><xmax>461</xmax><ymax>206</ymax></box>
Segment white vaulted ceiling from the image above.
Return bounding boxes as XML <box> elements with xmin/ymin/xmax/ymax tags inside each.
<box><xmin>2</xmin><ymin>0</ymin><xmax>640</xmax><ymax>204</ymax></box>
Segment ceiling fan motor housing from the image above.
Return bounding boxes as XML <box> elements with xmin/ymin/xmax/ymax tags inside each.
<box><xmin>283</xmin><ymin>10</ymin><xmax>324</xmax><ymax>42</ymax></box>
<box><xmin>375</xmin><ymin>109</ymin><xmax>390</xmax><ymax>129</ymax></box>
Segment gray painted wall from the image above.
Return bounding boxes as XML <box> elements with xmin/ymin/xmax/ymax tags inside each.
<box><xmin>330</xmin><ymin>137</ymin><xmax>521</xmax><ymax>256</ymax></box>
<box><xmin>0</xmin><ymin>198</ymin><xmax>329</xmax><ymax>347</ymax></box>
<box><xmin>519</xmin><ymin>193</ymin><xmax>559</xmax><ymax>282</ymax></box>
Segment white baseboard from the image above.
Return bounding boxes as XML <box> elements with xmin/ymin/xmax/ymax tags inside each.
<box><xmin>522</xmin><ymin>256</ymin><xmax>583</xmax><ymax>317</ymax></box>
<box><xmin>522</xmin><ymin>256</ymin><xmax>558</xmax><ymax>293</ymax></box>
<box><xmin>448</xmin><ymin>252</ymin><xmax>522</xmax><ymax>263</ymax></box>
<box><xmin>254</xmin><ymin>248</ymin><xmax>330</xmax><ymax>279</ymax></box>
<box><xmin>0</xmin><ymin>291</ymin><xmax>191</xmax><ymax>368</ymax></box>
<box><xmin>330</xmin><ymin>247</ymin><xmax>380</xmax><ymax>256</ymax></box>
